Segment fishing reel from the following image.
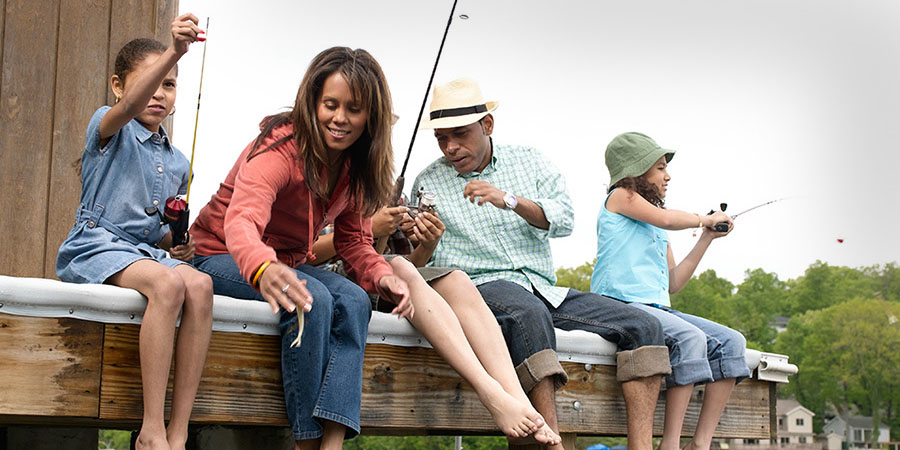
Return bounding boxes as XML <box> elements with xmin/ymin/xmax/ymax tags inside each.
<box><xmin>144</xmin><ymin>195</ymin><xmax>190</xmax><ymax>247</ymax></box>
<box><xmin>708</xmin><ymin>203</ymin><xmax>730</xmax><ymax>232</ymax></box>
<box><xmin>408</xmin><ymin>187</ymin><xmax>437</xmax><ymax>219</ymax></box>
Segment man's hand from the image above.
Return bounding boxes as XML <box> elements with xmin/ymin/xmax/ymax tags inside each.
<box><xmin>408</xmin><ymin>211</ymin><xmax>445</xmax><ymax>250</ymax></box>
<box><xmin>378</xmin><ymin>275</ymin><xmax>413</xmax><ymax>319</ymax></box>
<box><xmin>463</xmin><ymin>180</ymin><xmax>506</xmax><ymax>209</ymax></box>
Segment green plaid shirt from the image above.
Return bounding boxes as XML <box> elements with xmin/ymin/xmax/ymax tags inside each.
<box><xmin>411</xmin><ymin>142</ymin><xmax>574</xmax><ymax>307</ymax></box>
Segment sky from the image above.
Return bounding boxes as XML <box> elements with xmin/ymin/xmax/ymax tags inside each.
<box><xmin>171</xmin><ymin>0</ymin><xmax>900</xmax><ymax>285</ymax></box>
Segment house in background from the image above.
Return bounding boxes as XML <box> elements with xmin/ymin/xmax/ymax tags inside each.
<box><xmin>822</xmin><ymin>415</ymin><xmax>891</xmax><ymax>449</ymax></box>
<box><xmin>721</xmin><ymin>398</ymin><xmax>818</xmax><ymax>450</ymax></box>
<box><xmin>776</xmin><ymin>398</ymin><xmax>817</xmax><ymax>446</ymax></box>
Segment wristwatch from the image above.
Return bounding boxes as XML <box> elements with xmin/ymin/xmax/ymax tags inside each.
<box><xmin>503</xmin><ymin>193</ymin><xmax>518</xmax><ymax>210</ymax></box>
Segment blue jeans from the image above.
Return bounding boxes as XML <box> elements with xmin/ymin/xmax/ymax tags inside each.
<box><xmin>548</xmin><ymin>290</ymin><xmax>672</xmax><ymax>382</ymax></box>
<box><xmin>193</xmin><ymin>254</ymin><xmax>372</xmax><ymax>440</ymax></box>
<box><xmin>476</xmin><ymin>280</ymin><xmax>567</xmax><ymax>392</ymax></box>
<box><xmin>629</xmin><ymin>302</ymin><xmax>750</xmax><ymax>388</ymax></box>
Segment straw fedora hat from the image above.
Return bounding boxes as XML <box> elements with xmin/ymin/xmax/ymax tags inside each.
<box><xmin>419</xmin><ymin>78</ymin><xmax>498</xmax><ymax>129</ymax></box>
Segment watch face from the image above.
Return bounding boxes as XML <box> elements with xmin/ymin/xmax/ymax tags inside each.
<box><xmin>504</xmin><ymin>194</ymin><xmax>517</xmax><ymax>210</ymax></box>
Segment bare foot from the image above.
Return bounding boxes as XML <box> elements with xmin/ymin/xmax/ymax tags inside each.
<box><xmin>479</xmin><ymin>386</ymin><xmax>545</xmax><ymax>438</ymax></box>
<box><xmin>508</xmin><ymin>422</ymin><xmax>562</xmax><ymax>446</ymax></box>
<box><xmin>135</xmin><ymin>431</ymin><xmax>170</xmax><ymax>450</ymax></box>
<box><xmin>167</xmin><ymin>437</ymin><xmax>186</xmax><ymax>450</ymax></box>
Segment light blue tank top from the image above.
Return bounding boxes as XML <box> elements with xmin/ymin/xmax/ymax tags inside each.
<box><xmin>591</xmin><ymin>189</ymin><xmax>671</xmax><ymax>306</ymax></box>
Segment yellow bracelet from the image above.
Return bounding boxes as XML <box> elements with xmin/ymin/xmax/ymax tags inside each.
<box><xmin>694</xmin><ymin>213</ymin><xmax>703</xmax><ymax>228</ymax></box>
<box><xmin>252</xmin><ymin>261</ymin><xmax>273</xmax><ymax>288</ymax></box>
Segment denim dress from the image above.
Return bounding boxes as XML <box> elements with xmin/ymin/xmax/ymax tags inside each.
<box><xmin>56</xmin><ymin>106</ymin><xmax>190</xmax><ymax>284</ymax></box>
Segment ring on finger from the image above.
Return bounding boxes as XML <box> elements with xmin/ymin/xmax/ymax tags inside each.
<box><xmin>281</xmin><ymin>284</ymin><xmax>290</xmax><ymax>294</ymax></box>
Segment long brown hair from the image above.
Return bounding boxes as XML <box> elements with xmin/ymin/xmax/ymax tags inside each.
<box><xmin>249</xmin><ymin>47</ymin><xmax>395</xmax><ymax>217</ymax></box>
<box><xmin>610</xmin><ymin>176</ymin><xmax>666</xmax><ymax>208</ymax></box>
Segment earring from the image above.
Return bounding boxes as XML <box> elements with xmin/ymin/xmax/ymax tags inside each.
<box><xmin>115</xmin><ymin>96</ymin><xmax>121</xmax><ymax>104</ymax></box>
<box><xmin>168</xmin><ymin>105</ymin><xmax>176</xmax><ymax>116</ymax></box>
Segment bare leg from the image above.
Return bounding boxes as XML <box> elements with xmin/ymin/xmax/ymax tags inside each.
<box><xmin>658</xmin><ymin>383</ymin><xmax>693</xmax><ymax>450</ymax></box>
<box><xmin>107</xmin><ymin>260</ymin><xmax>187</xmax><ymax>450</ymax></box>
<box><xmin>521</xmin><ymin>377</ymin><xmax>565</xmax><ymax>450</ymax></box>
<box><xmin>390</xmin><ymin>259</ymin><xmax>547</xmax><ymax>440</ymax></box>
<box><xmin>683</xmin><ymin>378</ymin><xmax>736</xmax><ymax>450</ymax></box>
<box><xmin>294</xmin><ymin>421</ymin><xmax>346</xmax><ymax>450</ymax></box>
<box><xmin>431</xmin><ymin>270</ymin><xmax>560</xmax><ymax>445</ymax></box>
<box><xmin>622</xmin><ymin>375</ymin><xmax>662</xmax><ymax>450</ymax></box>
<box><xmin>166</xmin><ymin>265</ymin><xmax>213</xmax><ymax>450</ymax></box>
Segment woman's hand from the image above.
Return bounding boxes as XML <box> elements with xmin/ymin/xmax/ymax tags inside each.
<box><xmin>370</xmin><ymin>206</ymin><xmax>410</xmax><ymax>238</ymax></box>
<box><xmin>408</xmin><ymin>211</ymin><xmax>445</xmax><ymax>250</ymax></box>
<box><xmin>171</xmin><ymin>12</ymin><xmax>204</xmax><ymax>55</ymax></box>
<box><xmin>378</xmin><ymin>275</ymin><xmax>413</xmax><ymax>320</ymax></box>
<box><xmin>259</xmin><ymin>262</ymin><xmax>314</xmax><ymax>315</ymax></box>
<box><xmin>169</xmin><ymin>234</ymin><xmax>195</xmax><ymax>261</ymax></box>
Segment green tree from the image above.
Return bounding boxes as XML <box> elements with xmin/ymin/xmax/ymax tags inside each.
<box><xmin>556</xmin><ymin>260</ymin><xmax>594</xmax><ymax>292</ymax></box>
<box><xmin>786</xmin><ymin>261</ymin><xmax>879</xmax><ymax>315</ymax></box>
<box><xmin>728</xmin><ymin>269</ymin><xmax>787</xmax><ymax>351</ymax></box>
<box><xmin>670</xmin><ymin>269</ymin><xmax>734</xmax><ymax>325</ymax></box>
<box><xmin>775</xmin><ymin>298</ymin><xmax>900</xmax><ymax>443</ymax></box>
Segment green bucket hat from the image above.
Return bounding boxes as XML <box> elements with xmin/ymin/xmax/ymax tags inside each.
<box><xmin>605</xmin><ymin>132</ymin><xmax>676</xmax><ymax>188</ymax></box>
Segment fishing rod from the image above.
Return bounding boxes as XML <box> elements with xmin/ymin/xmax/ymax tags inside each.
<box><xmin>375</xmin><ymin>0</ymin><xmax>460</xmax><ymax>253</ymax></box>
<box><xmin>163</xmin><ymin>18</ymin><xmax>209</xmax><ymax>247</ymax></box>
<box><xmin>710</xmin><ymin>198</ymin><xmax>788</xmax><ymax>232</ymax></box>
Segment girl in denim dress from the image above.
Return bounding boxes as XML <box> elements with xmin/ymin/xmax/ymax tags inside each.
<box><xmin>593</xmin><ymin>132</ymin><xmax>751</xmax><ymax>450</ymax></box>
<box><xmin>56</xmin><ymin>14</ymin><xmax>210</xmax><ymax>450</ymax></box>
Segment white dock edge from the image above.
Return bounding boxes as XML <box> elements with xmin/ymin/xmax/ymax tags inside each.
<box><xmin>0</xmin><ymin>275</ymin><xmax>794</xmax><ymax>378</ymax></box>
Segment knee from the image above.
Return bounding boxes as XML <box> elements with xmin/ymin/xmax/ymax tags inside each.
<box><xmin>389</xmin><ymin>257</ymin><xmax>418</xmax><ymax>282</ymax></box>
<box><xmin>147</xmin><ymin>269</ymin><xmax>186</xmax><ymax>313</ymax></box>
<box><xmin>718</xmin><ymin>327</ymin><xmax>747</xmax><ymax>355</ymax></box>
<box><xmin>630</xmin><ymin>309</ymin><xmax>667</xmax><ymax>347</ymax></box>
<box><xmin>677</xmin><ymin>327</ymin><xmax>708</xmax><ymax>360</ymax></box>
<box><xmin>184</xmin><ymin>270</ymin><xmax>214</xmax><ymax>316</ymax></box>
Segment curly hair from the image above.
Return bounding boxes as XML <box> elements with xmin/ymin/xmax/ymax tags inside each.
<box><xmin>610</xmin><ymin>176</ymin><xmax>665</xmax><ymax>208</ymax></box>
<box><xmin>249</xmin><ymin>47</ymin><xmax>395</xmax><ymax>217</ymax></box>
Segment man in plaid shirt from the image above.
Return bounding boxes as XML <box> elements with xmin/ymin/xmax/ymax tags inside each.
<box><xmin>408</xmin><ymin>79</ymin><xmax>671</xmax><ymax>450</ymax></box>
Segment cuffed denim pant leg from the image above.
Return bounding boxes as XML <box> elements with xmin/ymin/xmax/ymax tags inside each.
<box><xmin>193</xmin><ymin>254</ymin><xmax>372</xmax><ymax>440</ymax></box>
<box><xmin>476</xmin><ymin>280</ymin><xmax>568</xmax><ymax>391</ymax></box>
<box><xmin>549</xmin><ymin>291</ymin><xmax>671</xmax><ymax>382</ymax></box>
<box><xmin>628</xmin><ymin>303</ymin><xmax>750</xmax><ymax>388</ymax></box>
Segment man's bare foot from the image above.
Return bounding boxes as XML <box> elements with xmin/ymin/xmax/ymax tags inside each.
<box><xmin>167</xmin><ymin>436</ymin><xmax>186</xmax><ymax>450</ymax></box>
<box><xmin>479</xmin><ymin>386</ymin><xmax>545</xmax><ymax>438</ymax></box>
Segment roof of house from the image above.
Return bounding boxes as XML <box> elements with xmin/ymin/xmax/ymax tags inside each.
<box><xmin>777</xmin><ymin>398</ymin><xmax>815</xmax><ymax>417</ymax></box>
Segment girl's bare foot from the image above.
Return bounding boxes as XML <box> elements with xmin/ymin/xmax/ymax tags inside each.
<box><xmin>135</xmin><ymin>430</ymin><xmax>170</xmax><ymax>450</ymax></box>
<box><xmin>479</xmin><ymin>386</ymin><xmax>545</xmax><ymax>438</ymax></box>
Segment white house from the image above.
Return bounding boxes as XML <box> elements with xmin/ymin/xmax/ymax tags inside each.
<box><xmin>776</xmin><ymin>398</ymin><xmax>816</xmax><ymax>445</ymax></box>
<box><xmin>823</xmin><ymin>415</ymin><xmax>891</xmax><ymax>449</ymax></box>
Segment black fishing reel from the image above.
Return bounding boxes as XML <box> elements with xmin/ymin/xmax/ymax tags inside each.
<box><xmin>144</xmin><ymin>196</ymin><xmax>190</xmax><ymax>246</ymax></box>
<box><xmin>707</xmin><ymin>203</ymin><xmax>730</xmax><ymax>232</ymax></box>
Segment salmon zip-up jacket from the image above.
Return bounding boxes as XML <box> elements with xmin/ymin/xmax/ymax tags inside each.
<box><xmin>191</xmin><ymin>121</ymin><xmax>392</xmax><ymax>296</ymax></box>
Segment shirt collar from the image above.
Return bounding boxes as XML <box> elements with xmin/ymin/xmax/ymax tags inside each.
<box><xmin>457</xmin><ymin>138</ymin><xmax>498</xmax><ymax>178</ymax></box>
<box><xmin>134</xmin><ymin>122</ymin><xmax>174</xmax><ymax>153</ymax></box>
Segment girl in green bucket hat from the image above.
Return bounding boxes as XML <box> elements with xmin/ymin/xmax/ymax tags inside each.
<box><xmin>592</xmin><ymin>132</ymin><xmax>750</xmax><ymax>450</ymax></box>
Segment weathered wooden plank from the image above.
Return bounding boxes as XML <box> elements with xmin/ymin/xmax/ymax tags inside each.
<box><xmin>44</xmin><ymin>0</ymin><xmax>111</xmax><ymax>278</ymax></box>
<box><xmin>0</xmin><ymin>314</ymin><xmax>102</xmax><ymax>417</ymax></box>
<box><xmin>558</xmin><ymin>365</ymin><xmax>770</xmax><ymax>438</ymax></box>
<box><xmin>99</xmin><ymin>324</ymin><xmax>288</xmax><ymax>424</ymax></box>
<box><xmin>96</xmin><ymin>325</ymin><xmax>770</xmax><ymax>438</ymax></box>
<box><xmin>0</xmin><ymin>0</ymin><xmax>60</xmax><ymax>277</ymax></box>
